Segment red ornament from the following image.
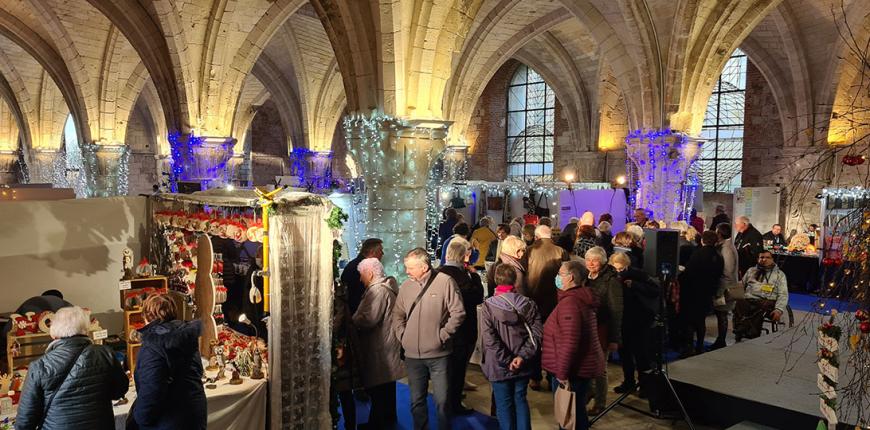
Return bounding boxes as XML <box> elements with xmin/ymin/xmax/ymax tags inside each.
<box><xmin>843</xmin><ymin>155</ymin><xmax>867</xmax><ymax>166</ymax></box>
<box><xmin>822</xmin><ymin>258</ymin><xmax>834</xmax><ymax>267</ymax></box>
<box><xmin>857</xmin><ymin>309</ymin><xmax>869</xmax><ymax>321</ymax></box>
<box><xmin>861</xmin><ymin>321</ymin><xmax>870</xmax><ymax>334</ymax></box>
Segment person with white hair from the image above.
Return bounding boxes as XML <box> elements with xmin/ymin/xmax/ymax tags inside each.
<box><xmin>16</xmin><ymin>306</ymin><xmax>128</xmax><ymax>430</ymax></box>
<box><xmin>583</xmin><ymin>246</ymin><xmax>624</xmax><ymax>415</ymax></box>
<box><xmin>438</xmin><ymin>237</ymin><xmax>484</xmax><ymax>415</ymax></box>
<box><xmin>353</xmin><ymin>257</ymin><xmax>404</xmax><ymax>428</ymax></box>
<box><xmin>524</xmin><ymin>224</ymin><xmax>568</xmax><ymax>391</ymax></box>
<box><xmin>734</xmin><ymin>215</ymin><xmax>764</xmax><ymax>276</ymax></box>
<box><xmin>626</xmin><ymin>224</ymin><xmax>645</xmax><ymax>247</ymax></box>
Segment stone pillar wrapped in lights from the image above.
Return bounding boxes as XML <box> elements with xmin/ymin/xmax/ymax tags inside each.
<box><xmin>81</xmin><ymin>143</ymin><xmax>130</xmax><ymax>197</ymax></box>
<box><xmin>0</xmin><ymin>150</ymin><xmax>18</xmax><ymax>184</ymax></box>
<box><xmin>168</xmin><ymin>133</ymin><xmax>236</xmax><ymax>191</ymax></box>
<box><xmin>28</xmin><ymin>150</ymin><xmax>65</xmax><ymax>185</ymax></box>
<box><xmin>440</xmin><ymin>145</ymin><xmax>469</xmax><ymax>182</ymax></box>
<box><xmin>344</xmin><ymin>113</ymin><xmax>450</xmax><ymax>275</ymax></box>
<box><xmin>289</xmin><ymin>149</ymin><xmax>334</xmax><ymax>192</ymax></box>
<box><xmin>624</xmin><ymin>129</ymin><xmax>702</xmax><ymax>224</ymax></box>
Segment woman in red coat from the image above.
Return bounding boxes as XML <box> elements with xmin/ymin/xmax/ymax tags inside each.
<box><xmin>542</xmin><ymin>260</ymin><xmax>605</xmax><ymax>430</ymax></box>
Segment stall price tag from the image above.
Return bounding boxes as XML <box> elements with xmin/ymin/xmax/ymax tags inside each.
<box><xmin>92</xmin><ymin>329</ymin><xmax>108</xmax><ymax>340</ymax></box>
<box><xmin>119</xmin><ymin>280</ymin><xmax>132</xmax><ymax>290</ymax></box>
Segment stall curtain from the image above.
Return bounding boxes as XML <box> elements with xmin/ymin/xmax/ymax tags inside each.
<box><xmin>268</xmin><ymin>200</ymin><xmax>334</xmax><ymax>430</ymax></box>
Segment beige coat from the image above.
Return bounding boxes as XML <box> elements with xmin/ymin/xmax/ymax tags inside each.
<box><xmin>353</xmin><ymin>278</ymin><xmax>405</xmax><ymax>387</ymax></box>
<box><xmin>391</xmin><ymin>270</ymin><xmax>466</xmax><ymax>359</ymax></box>
<box><xmin>525</xmin><ymin>238</ymin><xmax>569</xmax><ymax>319</ymax></box>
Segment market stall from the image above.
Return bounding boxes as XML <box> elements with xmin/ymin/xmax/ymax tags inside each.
<box><xmin>0</xmin><ymin>189</ymin><xmax>335</xmax><ymax>430</ymax></box>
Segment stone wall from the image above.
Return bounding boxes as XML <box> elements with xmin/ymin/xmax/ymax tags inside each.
<box><xmin>125</xmin><ymin>104</ymin><xmax>158</xmax><ymax>196</ymax></box>
<box><xmin>742</xmin><ymin>59</ymin><xmax>785</xmax><ymax>188</ymax></box>
<box><xmin>250</xmin><ymin>99</ymin><xmax>288</xmax><ymax>186</ymax></box>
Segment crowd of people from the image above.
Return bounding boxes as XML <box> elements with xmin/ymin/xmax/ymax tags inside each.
<box><xmin>332</xmin><ymin>206</ymin><xmax>797</xmax><ymax>430</ymax></box>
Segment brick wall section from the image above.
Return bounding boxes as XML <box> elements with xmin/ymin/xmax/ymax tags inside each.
<box><xmin>742</xmin><ymin>59</ymin><xmax>784</xmax><ymax>188</ymax></box>
<box><xmin>249</xmin><ymin>99</ymin><xmax>288</xmax><ymax>186</ymax></box>
<box><xmin>466</xmin><ymin>60</ymin><xmax>518</xmax><ymax>181</ymax></box>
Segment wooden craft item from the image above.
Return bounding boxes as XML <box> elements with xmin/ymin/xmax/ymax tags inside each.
<box><xmin>194</xmin><ymin>234</ymin><xmax>218</xmax><ymax>357</ymax></box>
<box><xmin>229</xmin><ymin>369</ymin><xmax>243</xmax><ymax>385</ymax></box>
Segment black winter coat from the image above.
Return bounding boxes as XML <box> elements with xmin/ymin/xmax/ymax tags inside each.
<box><xmin>619</xmin><ymin>267</ymin><xmax>661</xmax><ymax>327</ymax></box>
<box><xmin>439</xmin><ymin>264</ymin><xmax>484</xmax><ymax>346</ymax></box>
<box><xmin>679</xmin><ymin>245</ymin><xmax>724</xmax><ymax>318</ymax></box>
<box><xmin>130</xmin><ymin>320</ymin><xmax>207</xmax><ymax>430</ymax></box>
<box><xmin>16</xmin><ymin>335</ymin><xmax>128</xmax><ymax>430</ymax></box>
<box><xmin>735</xmin><ymin>224</ymin><xmax>764</xmax><ymax>276</ymax></box>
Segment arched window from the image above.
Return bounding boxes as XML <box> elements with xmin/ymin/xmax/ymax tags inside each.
<box><xmin>696</xmin><ymin>49</ymin><xmax>746</xmax><ymax>192</ymax></box>
<box><xmin>63</xmin><ymin>114</ymin><xmax>82</xmax><ymax>171</ymax></box>
<box><xmin>507</xmin><ymin>64</ymin><xmax>555</xmax><ymax>182</ymax></box>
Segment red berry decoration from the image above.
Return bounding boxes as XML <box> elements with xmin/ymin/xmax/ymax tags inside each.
<box><xmin>857</xmin><ymin>309</ymin><xmax>869</xmax><ymax>321</ymax></box>
<box><xmin>861</xmin><ymin>321</ymin><xmax>870</xmax><ymax>334</ymax></box>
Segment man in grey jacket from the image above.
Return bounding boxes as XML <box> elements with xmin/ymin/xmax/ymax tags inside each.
<box><xmin>392</xmin><ymin>248</ymin><xmax>466</xmax><ymax>430</ymax></box>
<box><xmin>733</xmin><ymin>250</ymin><xmax>789</xmax><ymax>340</ymax></box>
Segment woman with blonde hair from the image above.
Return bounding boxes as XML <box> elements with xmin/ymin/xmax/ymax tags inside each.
<box><xmin>488</xmin><ymin>236</ymin><xmax>528</xmax><ymax>297</ymax></box>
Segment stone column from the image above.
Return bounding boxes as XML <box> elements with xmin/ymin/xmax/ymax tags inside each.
<box><xmin>0</xmin><ymin>150</ymin><xmax>18</xmax><ymax>184</ymax></box>
<box><xmin>345</xmin><ymin>116</ymin><xmax>450</xmax><ymax>274</ymax></box>
<box><xmin>82</xmin><ymin>143</ymin><xmax>130</xmax><ymax>197</ymax></box>
<box><xmin>168</xmin><ymin>134</ymin><xmax>235</xmax><ymax>190</ymax></box>
<box><xmin>28</xmin><ymin>150</ymin><xmax>65</xmax><ymax>185</ymax></box>
<box><xmin>440</xmin><ymin>145</ymin><xmax>468</xmax><ymax>182</ymax></box>
<box><xmin>625</xmin><ymin>130</ymin><xmax>701</xmax><ymax>224</ymax></box>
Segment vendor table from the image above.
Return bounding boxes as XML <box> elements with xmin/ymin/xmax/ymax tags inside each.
<box><xmin>772</xmin><ymin>253</ymin><xmax>820</xmax><ymax>293</ymax></box>
<box><xmin>112</xmin><ymin>378</ymin><xmax>267</xmax><ymax>430</ymax></box>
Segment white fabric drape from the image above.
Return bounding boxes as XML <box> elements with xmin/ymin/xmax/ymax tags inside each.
<box><xmin>268</xmin><ymin>200</ymin><xmax>334</xmax><ymax>430</ymax></box>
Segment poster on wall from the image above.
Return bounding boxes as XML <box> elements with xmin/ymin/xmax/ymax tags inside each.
<box><xmin>558</xmin><ymin>189</ymin><xmax>627</xmax><ymax>232</ymax></box>
<box><xmin>733</xmin><ymin>187</ymin><xmax>780</xmax><ymax>237</ymax></box>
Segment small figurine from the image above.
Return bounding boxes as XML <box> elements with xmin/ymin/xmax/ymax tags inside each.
<box><xmin>229</xmin><ymin>369</ymin><xmax>243</xmax><ymax>385</ymax></box>
<box><xmin>121</xmin><ymin>248</ymin><xmax>135</xmax><ymax>280</ymax></box>
<box><xmin>250</xmin><ymin>345</ymin><xmax>264</xmax><ymax>380</ymax></box>
<box><xmin>215</xmin><ymin>343</ymin><xmax>227</xmax><ymax>380</ymax></box>
<box><xmin>136</xmin><ymin>257</ymin><xmax>154</xmax><ymax>278</ymax></box>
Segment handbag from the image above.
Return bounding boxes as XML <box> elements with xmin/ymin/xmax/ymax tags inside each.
<box><xmin>399</xmin><ymin>270</ymin><xmax>439</xmax><ymax>360</ymax></box>
<box><xmin>554</xmin><ymin>380</ymin><xmax>576</xmax><ymax>429</ymax></box>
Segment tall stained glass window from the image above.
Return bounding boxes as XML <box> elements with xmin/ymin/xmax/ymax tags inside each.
<box><xmin>506</xmin><ymin>64</ymin><xmax>555</xmax><ymax>182</ymax></box>
<box><xmin>696</xmin><ymin>49</ymin><xmax>747</xmax><ymax>192</ymax></box>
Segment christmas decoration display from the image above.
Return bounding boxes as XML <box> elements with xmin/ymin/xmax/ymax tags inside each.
<box><xmin>9</xmin><ymin>313</ymin><xmax>37</xmax><ymax>336</ymax></box>
<box><xmin>624</xmin><ymin>129</ymin><xmax>702</xmax><ymax>224</ymax></box>
<box><xmin>817</xmin><ymin>313</ymin><xmax>841</xmax><ymax>428</ymax></box>
<box><xmin>154</xmin><ymin>210</ymin><xmax>265</xmax><ymax>242</ymax></box>
<box><xmin>167</xmin><ymin>132</ymin><xmax>237</xmax><ymax>191</ymax></box>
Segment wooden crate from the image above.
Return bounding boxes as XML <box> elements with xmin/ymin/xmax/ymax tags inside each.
<box><xmin>7</xmin><ymin>329</ymin><xmax>106</xmax><ymax>372</ymax></box>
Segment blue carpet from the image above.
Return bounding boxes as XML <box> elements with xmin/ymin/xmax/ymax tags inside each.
<box><xmin>339</xmin><ymin>382</ymin><xmax>499</xmax><ymax>429</ymax></box>
<box><xmin>788</xmin><ymin>292</ymin><xmax>859</xmax><ymax>314</ymax></box>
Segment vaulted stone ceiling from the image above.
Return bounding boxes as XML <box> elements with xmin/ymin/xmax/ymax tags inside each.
<box><xmin>0</xmin><ymin>0</ymin><xmax>864</xmax><ymax>168</ymax></box>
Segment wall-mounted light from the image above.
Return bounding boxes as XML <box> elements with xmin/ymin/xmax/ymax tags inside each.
<box><xmin>615</xmin><ymin>175</ymin><xmax>627</xmax><ymax>185</ymax></box>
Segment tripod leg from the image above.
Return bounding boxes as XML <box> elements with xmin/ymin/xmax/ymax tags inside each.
<box><xmin>662</xmin><ymin>374</ymin><xmax>695</xmax><ymax>430</ymax></box>
<box><xmin>588</xmin><ymin>390</ymin><xmax>631</xmax><ymax>426</ymax></box>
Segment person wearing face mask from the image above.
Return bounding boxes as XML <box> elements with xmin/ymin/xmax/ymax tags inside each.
<box><xmin>542</xmin><ymin>261</ymin><xmax>603</xmax><ymax>430</ymax></box>
<box><xmin>129</xmin><ymin>294</ymin><xmax>207</xmax><ymax>430</ymax></box>
<box><xmin>609</xmin><ymin>253</ymin><xmax>659</xmax><ymax>397</ymax></box>
<box><xmin>732</xmin><ymin>250</ymin><xmax>789</xmax><ymax>341</ymax></box>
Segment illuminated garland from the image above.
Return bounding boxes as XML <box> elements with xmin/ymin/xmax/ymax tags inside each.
<box><xmin>81</xmin><ymin>143</ymin><xmax>130</xmax><ymax>197</ymax></box>
<box><xmin>289</xmin><ymin>148</ymin><xmax>334</xmax><ymax>192</ymax></box>
<box><xmin>168</xmin><ymin>132</ymin><xmax>234</xmax><ymax>191</ymax></box>
<box><xmin>624</xmin><ymin>128</ymin><xmax>701</xmax><ymax>223</ymax></box>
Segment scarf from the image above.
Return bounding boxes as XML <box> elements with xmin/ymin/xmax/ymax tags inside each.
<box><xmin>495</xmin><ymin>285</ymin><xmax>514</xmax><ymax>296</ymax></box>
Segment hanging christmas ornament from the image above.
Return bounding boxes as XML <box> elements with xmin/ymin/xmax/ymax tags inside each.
<box><xmin>861</xmin><ymin>321</ymin><xmax>870</xmax><ymax>334</ymax></box>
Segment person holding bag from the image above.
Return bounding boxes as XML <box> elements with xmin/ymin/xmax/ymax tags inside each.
<box><xmin>480</xmin><ymin>264</ymin><xmax>543</xmax><ymax>430</ymax></box>
<box><xmin>542</xmin><ymin>261</ymin><xmax>604</xmax><ymax>430</ymax></box>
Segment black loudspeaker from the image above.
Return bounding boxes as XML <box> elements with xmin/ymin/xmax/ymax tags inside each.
<box><xmin>642</xmin><ymin>229</ymin><xmax>680</xmax><ymax>278</ymax></box>
<box><xmin>177</xmin><ymin>181</ymin><xmax>202</xmax><ymax>194</ymax></box>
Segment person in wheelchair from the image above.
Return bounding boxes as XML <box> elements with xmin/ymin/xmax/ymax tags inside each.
<box><xmin>733</xmin><ymin>250</ymin><xmax>788</xmax><ymax>341</ymax></box>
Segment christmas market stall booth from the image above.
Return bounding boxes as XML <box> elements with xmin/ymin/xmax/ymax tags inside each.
<box><xmin>0</xmin><ymin>189</ymin><xmax>336</xmax><ymax>430</ymax></box>
<box><xmin>143</xmin><ymin>188</ymin><xmax>336</xmax><ymax>429</ymax></box>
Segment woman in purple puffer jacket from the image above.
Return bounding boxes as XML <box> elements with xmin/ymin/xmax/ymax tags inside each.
<box><xmin>480</xmin><ymin>264</ymin><xmax>544</xmax><ymax>430</ymax></box>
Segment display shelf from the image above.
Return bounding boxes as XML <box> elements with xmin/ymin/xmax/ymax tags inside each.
<box><xmin>6</xmin><ymin>328</ymin><xmax>105</xmax><ymax>372</ymax></box>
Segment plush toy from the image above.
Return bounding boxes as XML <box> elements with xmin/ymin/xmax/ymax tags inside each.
<box><xmin>136</xmin><ymin>258</ymin><xmax>154</xmax><ymax>278</ymax></box>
